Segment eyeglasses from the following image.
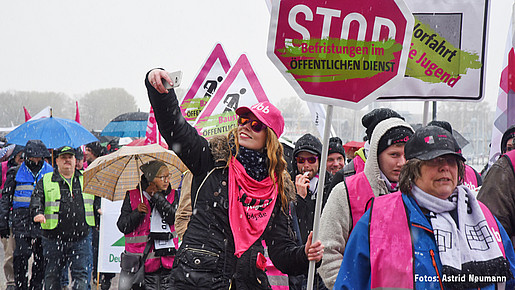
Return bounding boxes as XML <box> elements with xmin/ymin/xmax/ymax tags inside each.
<box><xmin>296</xmin><ymin>156</ymin><xmax>318</xmax><ymax>164</ymax></box>
<box><xmin>156</xmin><ymin>174</ymin><xmax>172</xmax><ymax>181</ymax></box>
<box><xmin>237</xmin><ymin>116</ymin><xmax>267</xmax><ymax>133</ymax></box>
<box><xmin>423</xmin><ymin>155</ymin><xmax>457</xmax><ymax>167</ymax></box>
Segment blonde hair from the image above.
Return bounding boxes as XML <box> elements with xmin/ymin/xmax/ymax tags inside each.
<box><xmin>229</xmin><ymin>127</ymin><xmax>288</xmax><ymax>211</ymax></box>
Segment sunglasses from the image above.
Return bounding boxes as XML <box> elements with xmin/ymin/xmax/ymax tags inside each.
<box><xmin>237</xmin><ymin>116</ymin><xmax>267</xmax><ymax>133</ymax></box>
<box><xmin>296</xmin><ymin>156</ymin><xmax>318</xmax><ymax>164</ymax></box>
<box><xmin>423</xmin><ymin>155</ymin><xmax>457</xmax><ymax>167</ymax></box>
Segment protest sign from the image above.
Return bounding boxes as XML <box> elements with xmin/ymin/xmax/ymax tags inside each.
<box><xmin>180</xmin><ymin>43</ymin><xmax>232</xmax><ymax>124</ymax></box>
<box><xmin>379</xmin><ymin>0</ymin><xmax>489</xmax><ymax>101</ymax></box>
<box><xmin>267</xmin><ymin>0</ymin><xmax>414</xmax><ymax>109</ymax></box>
<box><xmin>98</xmin><ymin>199</ymin><xmax>124</xmax><ymax>273</ymax></box>
<box><xmin>194</xmin><ymin>54</ymin><xmax>270</xmax><ymax>138</ymax></box>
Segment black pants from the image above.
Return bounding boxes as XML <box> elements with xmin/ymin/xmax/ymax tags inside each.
<box><xmin>14</xmin><ymin>236</ymin><xmax>45</xmax><ymax>290</ymax></box>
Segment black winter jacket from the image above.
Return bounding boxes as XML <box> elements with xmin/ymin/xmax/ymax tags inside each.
<box><xmin>146</xmin><ymin>72</ymin><xmax>309</xmax><ymax>289</ymax></box>
<box><xmin>30</xmin><ymin>168</ymin><xmax>90</xmax><ymax>242</ymax></box>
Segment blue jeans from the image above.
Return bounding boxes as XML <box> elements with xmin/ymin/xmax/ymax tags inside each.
<box><xmin>42</xmin><ymin>230</ymin><xmax>91</xmax><ymax>290</ymax></box>
<box><xmin>61</xmin><ymin>230</ymin><xmax>93</xmax><ymax>289</ymax></box>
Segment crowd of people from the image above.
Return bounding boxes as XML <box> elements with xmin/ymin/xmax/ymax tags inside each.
<box><xmin>0</xmin><ymin>67</ymin><xmax>513</xmax><ymax>289</ymax></box>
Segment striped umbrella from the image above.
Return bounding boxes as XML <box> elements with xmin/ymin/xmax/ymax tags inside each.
<box><xmin>83</xmin><ymin>144</ymin><xmax>188</xmax><ymax>201</ymax></box>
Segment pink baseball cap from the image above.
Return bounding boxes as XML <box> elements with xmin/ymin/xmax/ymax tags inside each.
<box><xmin>235</xmin><ymin>101</ymin><xmax>284</xmax><ymax>138</ymax></box>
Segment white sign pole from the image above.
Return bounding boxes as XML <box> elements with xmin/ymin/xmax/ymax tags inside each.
<box><xmin>307</xmin><ymin>105</ymin><xmax>333</xmax><ymax>290</ymax></box>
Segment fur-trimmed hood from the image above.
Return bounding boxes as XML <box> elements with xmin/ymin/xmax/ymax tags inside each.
<box><xmin>208</xmin><ymin>134</ymin><xmax>296</xmax><ymax>203</ymax></box>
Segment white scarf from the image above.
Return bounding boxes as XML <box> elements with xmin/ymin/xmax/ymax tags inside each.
<box><xmin>412</xmin><ymin>185</ymin><xmax>503</xmax><ymax>269</ymax></box>
<box><xmin>411</xmin><ymin>185</ymin><xmax>511</xmax><ymax>288</ymax></box>
<box><xmin>142</xmin><ymin>191</ymin><xmax>174</xmax><ymax>250</ymax></box>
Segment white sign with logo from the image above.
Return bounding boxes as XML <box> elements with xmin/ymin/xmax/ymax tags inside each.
<box><xmin>98</xmin><ymin>198</ymin><xmax>124</xmax><ymax>273</ymax></box>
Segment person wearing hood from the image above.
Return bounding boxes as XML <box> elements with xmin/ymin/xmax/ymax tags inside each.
<box><xmin>327</xmin><ymin>108</ymin><xmax>405</xmax><ymax>191</ymax></box>
<box><xmin>334</xmin><ymin>126</ymin><xmax>515</xmax><ymax>289</ymax></box>
<box><xmin>318</xmin><ymin>117</ymin><xmax>413</xmax><ymax>289</ymax></box>
<box><xmin>0</xmin><ymin>140</ymin><xmax>53</xmax><ymax>290</ymax></box>
<box><xmin>146</xmin><ymin>68</ymin><xmax>323</xmax><ymax>289</ymax></box>
<box><xmin>0</xmin><ymin>144</ymin><xmax>24</xmax><ymax>290</ymax></box>
<box><xmin>117</xmin><ymin>160</ymin><xmax>179</xmax><ymax>290</ymax></box>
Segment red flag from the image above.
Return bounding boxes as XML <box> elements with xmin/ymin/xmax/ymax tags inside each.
<box><xmin>488</xmin><ymin>5</ymin><xmax>515</xmax><ymax>168</ymax></box>
<box><xmin>75</xmin><ymin>101</ymin><xmax>81</xmax><ymax>124</ymax></box>
<box><xmin>23</xmin><ymin>106</ymin><xmax>31</xmax><ymax>122</ymax></box>
<box><xmin>145</xmin><ymin>106</ymin><xmax>162</xmax><ymax>145</ymax></box>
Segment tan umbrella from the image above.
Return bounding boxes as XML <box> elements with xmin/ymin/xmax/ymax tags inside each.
<box><xmin>83</xmin><ymin>143</ymin><xmax>188</xmax><ymax>201</ymax></box>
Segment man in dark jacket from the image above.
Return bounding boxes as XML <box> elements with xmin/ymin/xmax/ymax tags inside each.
<box><xmin>31</xmin><ymin>146</ymin><xmax>95</xmax><ymax>289</ymax></box>
<box><xmin>0</xmin><ymin>140</ymin><xmax>53</xmax><ymax>290</ymax></box>
<box><xmin>478</xmin><ymin>145</ymin><xmax>515</xmax><ymax>242</ymax></box>
<box><xmin>290</xmin><ymin>133</ymin><xmax>329</xmax><ymax>290</ymax></box>
<box><xmin>0</xmin><ymin>145</ymin><xmax>24</xmax><ymax>290</ymax></box>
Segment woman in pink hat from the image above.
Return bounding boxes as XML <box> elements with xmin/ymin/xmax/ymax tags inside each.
<box><xmin>146</xmin><ymin>69</ymin><xmax>323</xmax><ymax>289</ymax></box>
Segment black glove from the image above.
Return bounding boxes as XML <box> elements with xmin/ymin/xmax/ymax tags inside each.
<box><xmin>0</xmin><ymin>228</ymin><xmax>10</xmax><ymax>239</ymax></box>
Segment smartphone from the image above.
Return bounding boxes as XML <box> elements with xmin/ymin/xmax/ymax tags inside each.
<box><xmin>163</xmin><ymin>71</ymin><xmax>182</xmax><ymax>89</ymax></box>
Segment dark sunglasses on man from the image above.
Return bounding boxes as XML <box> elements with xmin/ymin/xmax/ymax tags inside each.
<box><xmin>296</xmin><ymin>156</ymin><xmax>318</xmax><ymax>164</ymax></box>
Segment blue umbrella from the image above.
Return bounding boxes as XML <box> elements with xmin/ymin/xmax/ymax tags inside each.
<box><xmin>6</xmin><ymin>116</ymin><xmax>98</xmax><ymax>149</ymax></box>
<box><xmin>101</xmin><ymin>112</ymin><xmax>148</xmax><ymax>138</ymax></box>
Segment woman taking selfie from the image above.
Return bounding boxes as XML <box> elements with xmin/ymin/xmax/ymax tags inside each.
<box><xmin>146</xmin><ymin>69</ymin><xmax>323</xmax><ymax>289</ymax></box>
<box><xmin>334</xmin><ymin>126</ymin><xmax>515</xmax><ymax>289</ymax></box>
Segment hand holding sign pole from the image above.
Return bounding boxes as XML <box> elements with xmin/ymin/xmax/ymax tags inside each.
<box><xmin>267</xmin><ymin>0</ymin><xmax>413</xmax><ymax>288</ymax></box>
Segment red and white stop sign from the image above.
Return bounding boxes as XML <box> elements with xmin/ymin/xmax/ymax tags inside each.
<box><xmin>267</xmin><ymin>0</ymin><xmax>414</xmax><ymax>109</ymax></box>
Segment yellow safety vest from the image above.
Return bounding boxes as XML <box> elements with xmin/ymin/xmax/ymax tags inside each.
<box><xmin>41</xmin><ymin>172</ymin><xmax>95</xmax><ymax>230</ymax></box>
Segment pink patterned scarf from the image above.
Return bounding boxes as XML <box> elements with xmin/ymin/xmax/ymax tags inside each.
<box><xmin>228</xmin><ymin>156</ymin><xmax>278</xmax><ymax>257</ymax></box>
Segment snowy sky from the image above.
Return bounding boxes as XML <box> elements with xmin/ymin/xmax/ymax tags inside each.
<box><xmin>0</xmin><ymin>0</ymin><xmax>513</xmax><ymax>114</ymax></box>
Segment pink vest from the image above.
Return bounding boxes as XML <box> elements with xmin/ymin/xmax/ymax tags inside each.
<box><xmin>262</xmin><ymin>241</ymin><xmax>288</xmax><ymax>289</ymax></box>
<box><xmin>369</xmin><ymin>193</ymin><xmax>505</xmax><ymax>289</ymax></box>
<box><xmin>126</xmin><ymin>189</ymin><xmax>178</xmax><ymax>273</ymax></box>
<box><xmin>345</xmin><ymin>172</ymin><xmax>374</xmax><ymax>229</ymax></box>
<box><xmin>353</xmin><ymin>155</ymin><xmax>365</xmax><ymax>175</ymax></box>
<box><xmin>463</xmin><ymin>165</ymin><xmax>479</xmax><ymax>191</ymax></box>
<box><xmin>1</xmin><ymin>161</ymin><xmax>8</xmax><ymax>191</ymax></box>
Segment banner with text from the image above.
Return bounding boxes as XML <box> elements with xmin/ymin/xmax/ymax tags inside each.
<box><xmin>379</xmin><ymin>0</ymin><xmax>488</xmax><ymax>101</ymax></box>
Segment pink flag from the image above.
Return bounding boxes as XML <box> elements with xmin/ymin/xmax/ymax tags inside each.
<box><xmin>23</xmin><ymin>106</ymin><xmax>31</xmax><ymax>122</ymax></box>
<box><xmin>75</xmin><ymin>101</ymin><xmax>81</xmax><ymax>124</ymax></box>
<box><xmin>144</xmin><ymin>106</ymin><xmax>162</xmax><ymax>145</ymax></box>
<box><xmin>488</xmin><ymin>6</ymin><xmax>515</xmax><ymax>168</ymax></box>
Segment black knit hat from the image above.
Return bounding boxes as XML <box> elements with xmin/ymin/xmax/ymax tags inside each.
<box><xmin>75</xmin><ymin>147</ymin><xmax>84</xmax><ymax>160</ymax></box>
<box><xmin>377</xmin><ymin>126</ymin><xmax>413</xmax><ymax>155</ymax></box>
<box><xmin>328</xmin><ymin>137</ymin><xmax>346</xmax><ymax>158</ymax></box>
<box><xmin>293</xmin><ymin>133</ymin><xmax>322</xmax><ymax>157</ymax></box>
<box><xmin>86</xmin><ymin>141</ymin><xmax>104</xmax><ymax>157</ymax></box>
<box><xmin>501</xmin><ymin>125</ymin><xmax>515</xmax><ymax>154</ymax></box>
<box><xmin>405</xmin><ymin>126</ymin><xmax>465</xmax><ymax>161</ymax></box>
<box><xmin>25</xmin><ymin>140</ymin><xmax>50</xmax><ymax>158</ymax></box>
<box><xmin>362</xmin><ymin>108</ymin><xmax>404</xmax><ymax>141</ymax></box>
